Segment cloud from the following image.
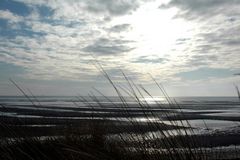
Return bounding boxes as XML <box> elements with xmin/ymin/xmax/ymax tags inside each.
<box><xmin>196</xmin><ymin>25</ymin><xmax>240</xmax><ymax>69</ymax></box>
<box><xmin>0</xmin><ymin>1</ymin><xmax>139</xmax><ymax>81</ymax></box>
<box><xmin>159</xmin><ymin>0</ymin><xmax>240</xmax><ymax>20</ymax></box>
<box><xmin>14</xmin><ymin>0</ymin><xmax>142</xmax><ymax>21</ymax></box>
<box><xmin>0</xmin><ymin>10</ymin><xmax>23</xmax><ymax>23</ymax></box>
<box><xmin>84</xmin><ymin>0</ymin><xmax>140</xmax><ymax>16</ymax></box>
<box><xmin>175</xmin><ymin>67</ymin><xmax>237</xmax><ymax>81</ymax></box>
<box><xmin>132</xmin><ymin>55</ymin><xmax>168</xmax><ymax>64</ymax></box>
<box><xmin>157</xmin><ymin>0</ymin><xmax>240</xmax><ymax>76</ymax></box>
<box><xmin>109</xmin><ymin>24</ymin><xmax>131</xmax><ymax>32</ymax></box>
<box><xmin>0</xmin><ymin>0</ymin><xmax>239</xmax><ymax>93</ymax></box>
<box><xmin>82</xmin><ymin>38</ymin><xmax>135</xmax><ymax>55</ymax></box>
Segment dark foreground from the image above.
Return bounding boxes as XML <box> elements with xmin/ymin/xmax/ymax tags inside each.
<box><xmin>1</xmin><ymin>100</ymin><xmax>240</xmax><ymax>160</ymax></box>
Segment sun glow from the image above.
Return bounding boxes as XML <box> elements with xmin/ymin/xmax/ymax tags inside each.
<box><xmin>140</xmin><ymin>96</ymin><xmax>167</xmax><ymax>104</ymax></box>
<box><xmin>112</xmin><ymin>2</ymin><xmax>195</xmax><ymax>57</ymax></box>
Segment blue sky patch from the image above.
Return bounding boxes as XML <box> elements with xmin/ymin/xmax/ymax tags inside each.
<box><xmin>37</xmin><ymin>5</ymin><xmax>53</xmax><ymax>17</ymax></box>
<box><xmin>0</xmin><ymin>19</ymin><xmax>8</xmax><ymax>28</ymax></box>
<box><xmin>0</xmin><ymin>0</ymin><xmax>30</xmax><ymax>16</ymax></box>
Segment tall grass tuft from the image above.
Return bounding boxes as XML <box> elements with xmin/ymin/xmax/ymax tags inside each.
<box><xmin>0</xmin><ymin>70</ymin><xmax>240</xmax><ymax>159</ymax></box>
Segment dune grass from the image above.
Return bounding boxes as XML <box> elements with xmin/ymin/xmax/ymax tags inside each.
<box><xmin>0</xmin><ymin>72</ymin><xmax>240</xmax><ymax>160</ymax></box>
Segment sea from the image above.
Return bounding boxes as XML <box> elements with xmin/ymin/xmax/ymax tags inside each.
<box><xmin>1</xmin><ymin>96</ymin><xmax>240</xmax><ymax>131</ymax></box>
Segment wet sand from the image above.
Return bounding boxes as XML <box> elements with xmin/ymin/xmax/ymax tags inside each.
<box><xmin>1</xmin><ymin>102</ymin><xmax>240</xmax><ymax>147</ymax></box>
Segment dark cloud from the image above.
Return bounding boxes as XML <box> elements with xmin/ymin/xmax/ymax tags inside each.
<box><xmin>222</xmin><ymin>39</ymin><xmax>240</xmax><ymax>46</ymax></box>
<box><xmin>132</xmin><ymin>56</ymin><xmax>168</xmax><ymax>64</ymax></box>
<box><xmin>200</xmin><ymin>27</ymin><xmax>240</xmax><ymax>46</ymax></box>
<box><xmin>159</xmin><ymin>0</ymin><xmax>240</xmax><ymax>20</ymax></box>
<box><xmin>85</xmin><ymin>0</ymin><xmax>140</xmax><ymax>16</ymax></box>
<box><xmin>109</xmin><ymin>24</ymin><xmax>131</xmax><ymax>32</ymax></box>
<box><xmin>234</xmin><ymin>73</ymin><xmax>240</xmax><ymax>76</ymax></box>
<box><xmin>160</xmin><ymin>0</ymin><xmax>235</xmax><ymax>10</ymax></box>
<box><xmin>187</xmin><ymin>54</ymin><xmax>218</xmax><ymax>67</ymax></box>
<box><xmin>82</xmin><ymin>38</ymin><xmax>135</xmax><ymax>55</ymax></box>
<box><xmin>159</xmin><ymin>0</ymin><xmax>240</xmax><ymax>71</ymax></box>
<box><xmin>177</xmin><ymin>44</ymin><xmax>219</xmax><ymax>67</ymax></box>
<box><xmin>176</xmin><ymin>38</ymin><xmax>190</xmax><ymax>42</ymax></box>
<box><xmin>195</xmin><ymin>23</ymin><xmax>240</xmax><ymax>62</ymax></box>
<box><xmin>175</xmin><ymin>37</ymin><xmax>191</xmax><ymax>45</ymax></box>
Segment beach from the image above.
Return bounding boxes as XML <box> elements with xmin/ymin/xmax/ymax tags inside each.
<box><xmin>1</xmin><ymin>96</ymin><xmax>240</xmax><ymax>155</ymax></box>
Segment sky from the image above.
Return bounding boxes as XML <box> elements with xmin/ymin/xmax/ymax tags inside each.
<box><xmin>0</xmin><ymin>0</ymin><xmax>240</xmax><ymax>96</ymax></box>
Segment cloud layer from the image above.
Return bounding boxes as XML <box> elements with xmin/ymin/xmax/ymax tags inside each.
<box><xmin>0</xmin><ymin>0</ymin><xmax>240</xmax><ymax>95</ymax></box>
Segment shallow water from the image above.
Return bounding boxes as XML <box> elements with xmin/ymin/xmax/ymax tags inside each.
<box><xmin>1</xmin><ymin>96</ymin><xmax>240</xmax><ymax>134</ymax></box>
<box><xmin>162</xmin><ymin>119</ymin><xmax>240</xmax><ymax>130</ymax></box>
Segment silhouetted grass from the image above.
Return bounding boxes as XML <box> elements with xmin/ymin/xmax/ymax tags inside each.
<box><xmin>0</xmin><ymin>73</ymin><xmax>240</xmax><ymax>160</ymax></box>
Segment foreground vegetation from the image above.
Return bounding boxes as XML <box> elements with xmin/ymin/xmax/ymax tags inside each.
<box><xmin>1</xmin><ymin>71</ymin><xmax>240</xmax><ymax>160</ymax></box>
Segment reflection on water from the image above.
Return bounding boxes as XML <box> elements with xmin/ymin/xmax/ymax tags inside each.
<box><xmin>1</xmin><ymin>96</ymin><xmax>240</xmax><ymax>137</ymax></box>
<box><xmin>203</xmin><ymin>112</ymin><xmax>240</xmax><ymax>117</ymax></box>
<box><xmin>108</xmin><ymin>128</ymin><xmax>197</xmax><ymax>142</ymax></box>
<box><xmin>162</xmin><ymin>119</ymin><xmax>240</xmax><ymax>130</ymax></box>
<box><xmin>139</xmin><ymin>96</ymin><xmax>167</xmax><ymax>104</ymax></box>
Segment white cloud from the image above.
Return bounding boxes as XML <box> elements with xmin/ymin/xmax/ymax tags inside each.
<box><xmin>0</xmin><ymin>10</ymin><xmax>23</xmax><ymax>23</ymax></box>
<box><xmin>0</xmin><ymin>0</ymin><xmax>240</xmax><ymax>96</ymax></box>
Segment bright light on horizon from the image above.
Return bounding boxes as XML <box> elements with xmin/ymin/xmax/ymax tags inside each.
<box><xmin>139</xmin><ymin>96</ymin><xmax>167</xmax><ymax>104</ymax></box>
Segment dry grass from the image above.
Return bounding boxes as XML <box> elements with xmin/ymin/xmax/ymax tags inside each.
<box><xmin>0</xmin><ymin>71</ymin><xmax>240</xmax><ymax>160</ymax></box>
